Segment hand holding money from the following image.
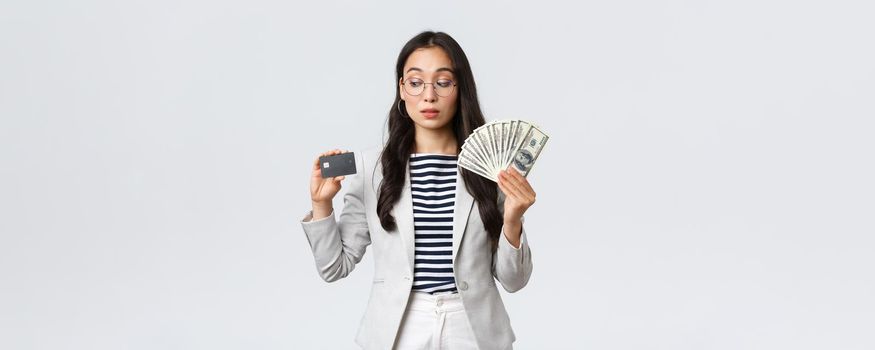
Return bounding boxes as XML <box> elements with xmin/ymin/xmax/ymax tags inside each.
<box><xmin>498</xmin><ymin>166</ymin><xmax>537</xmax><ymax>227</ymax></box>
<box><xmin>459</xmin><ymin>119</ymin><xmax>547</xmax><ymax>243</ymax></box>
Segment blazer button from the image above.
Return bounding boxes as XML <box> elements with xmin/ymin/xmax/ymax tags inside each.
<box><xmin>458</xmin><ymin>281</ymin><xmax>468</xmax><ymax>291</ymax></box>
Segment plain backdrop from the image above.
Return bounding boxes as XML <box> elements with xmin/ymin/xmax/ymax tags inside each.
<box><xmin>1</xmin><ymin>0</ymin><xmax>873</xmax><ymax>349</ymax></box>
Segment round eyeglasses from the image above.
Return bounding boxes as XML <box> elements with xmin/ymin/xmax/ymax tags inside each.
<box><xmin>401</xmin><ymin>78</ymin><xmax>457</xmax><ymax>97</ymax></box>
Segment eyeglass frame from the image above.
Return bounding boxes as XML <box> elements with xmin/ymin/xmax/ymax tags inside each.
<box><xmin>400</xmin><ymin>77</ymin><xmax>458</xmax><ymax>97</ymax></box>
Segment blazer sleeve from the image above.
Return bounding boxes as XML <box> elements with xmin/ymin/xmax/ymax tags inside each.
<box><xmin>299</xmin><ymin>153</ymin><xmax>370</xmax><ymax>283</ymax></box>
<box><xmin>492</xmin><ymin>189</ymin><xmax>534</xmax><ymax>293</ymax></box>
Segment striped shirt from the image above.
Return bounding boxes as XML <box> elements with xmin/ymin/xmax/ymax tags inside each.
<box><xmin>410</xmin><ymin>153</ymin><xmax>458</xmax><ymax>295</ymax></box>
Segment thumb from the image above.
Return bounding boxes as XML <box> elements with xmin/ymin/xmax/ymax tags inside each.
<box><xmin>335</xmin><ymin>176</ymin><xmax>345</xmax><ymax>182</ymax></box>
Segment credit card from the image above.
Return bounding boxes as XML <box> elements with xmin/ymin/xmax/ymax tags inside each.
<box><xmin>319</xmin><ymin>152</ymin><xmax>357</xmax><ymax>178</ymax></box>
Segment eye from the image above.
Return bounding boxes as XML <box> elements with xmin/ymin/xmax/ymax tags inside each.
<box><xmin>437</xmin><ymin>80</ymin><xmax>453</xmax><ymax>88</ymax></box>
<box><xmin>407</xmin><ymin>79</ymin><xmax>423</xmax><ymax>87</ymax></box>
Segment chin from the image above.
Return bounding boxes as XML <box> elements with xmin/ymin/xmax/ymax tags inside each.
<box><xmin>414</xmin><ymin>118</ymin><xmax>451</xmax><ymax>129</ymax></box>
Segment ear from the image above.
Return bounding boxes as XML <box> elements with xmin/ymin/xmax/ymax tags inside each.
<box><xmin>398</xmin><ymin>77</ymin><xmax>406</xmax><ymax>100</ymax></box>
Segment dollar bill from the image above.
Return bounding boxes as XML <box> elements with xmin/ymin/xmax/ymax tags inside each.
<box><xmin>508</xmin><ymin>125</ymin><xmax>548</xmax><ymax>177</ymax></box>
<box><xmin>457</xmin><ymin>119</ymin><xmax>548</xmax><ymax>182</ymax></box>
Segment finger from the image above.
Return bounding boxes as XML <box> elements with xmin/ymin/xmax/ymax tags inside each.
<box><xmin>500</xmin><ymin>170</ymin><xmax>526</xmax><ymax>197</ymax></box>
<box><xmin>335</xmin><ymin>176</ymin><xmax>345</xmax><ymax>182</ymax></box>
<box><xmin>497</xmin><ymin>176</ymin><xmax>513</xmax><ymax>198</ymax></box>
<box><xmin>313</xmin><ymin>149</ymin><xmax>345</xmax><ymax>170</ymax></box>
<box><xmin>507</xmin><ymin>167</ymin><xmax>534</xmax><ymax>192</ymax></box>
<box><xmin>509</xmin><ymin>169</ymin><xmax>535</xmax><ymax>195</ymax></box>
<box><xmin>498</xmin><ymin>172</ymin><xmax>523</xmax><ymax>199</ymax></box>
<box><xmin>499</xmin><ymin>180</ymin><xmax>524</xmax><ymax>206</ymax></box>
<box><xmin>507</xmin><ymin>167</ymin><xmax>527</xmax><ymax>184</ymax></box>
<box><xmin>504</xmin><ymin>169</ymin><xmax>535</xmax><ymax>200</ymax></box>
<box><xmin>324</xmin><ymin>149</ymin><xmax>343</xmax><ymax>157</ymax></box>
<box><xmin>314</xmin><ymin>150</ymin><xmax>333</xmax><ymax>167</ymax></box>
<box><xmin>506</xmin><ymin>172</ymin><xmax>535</xmax><ymax>203</ymax></box>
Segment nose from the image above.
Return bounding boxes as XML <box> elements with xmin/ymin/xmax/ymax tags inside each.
<box><xmin>421</xmin><ymin>83</ymin><xmax>437</xmax><ymax>102</ymax></box>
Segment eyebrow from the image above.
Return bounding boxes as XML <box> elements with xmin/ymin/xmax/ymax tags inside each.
<box><xmin>406</xmin><ymin>67</ymin><xmax>455</xmax><ymax>74</ymax></box>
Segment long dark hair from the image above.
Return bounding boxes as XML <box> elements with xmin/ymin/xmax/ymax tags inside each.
<box><xmin>376</xmin><ymin>31</ymin><xmax>503</xmax><ymax>250</ymax></box>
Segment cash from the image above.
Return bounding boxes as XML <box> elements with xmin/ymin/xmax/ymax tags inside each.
<box><xmin>458</xmin><ymin>119</ymin><xmax>549</xmax><ymax>182</ymax></box>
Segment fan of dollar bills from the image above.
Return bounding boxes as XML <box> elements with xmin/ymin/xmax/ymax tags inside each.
<box><xmin>458</xmin><ymin>119</ymin><xmax>549</xmax><ymax>182</ymax></box>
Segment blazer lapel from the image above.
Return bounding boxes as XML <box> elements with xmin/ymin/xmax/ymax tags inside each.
<box><xmin>394</xmin><ymin>161</ymin><xmax>416</xmax><ymax>277</ymax></box>
<box><xmin>452</xmin><ymin>170</ymin><xmax>475</xmax><ymax>261</ymax></box>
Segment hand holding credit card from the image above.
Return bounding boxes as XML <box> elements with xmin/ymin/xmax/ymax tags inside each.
<box><xmin>319</xmin><ymin>152</ymin><xmax>357</xmax><ymax>178</ymax></box>
<box><xmin>310</xmin><ymin>149</ymin><xmax>355</xmax><ymax>219</ymax></box>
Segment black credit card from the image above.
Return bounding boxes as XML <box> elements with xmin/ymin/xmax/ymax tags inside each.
<box><xmin>319</xmin><ymin>152</ymin><xmax>357</xmax><ymax>178</ymax></box>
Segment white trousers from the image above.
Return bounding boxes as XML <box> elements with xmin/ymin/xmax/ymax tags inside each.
<box><xmin>393</xmin><ymin>291</ymin><xmax>480</xmax><ymax>350</ymax></box>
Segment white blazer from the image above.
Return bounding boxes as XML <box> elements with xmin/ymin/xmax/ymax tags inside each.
<box><xmin>301</xmin><ymin>146</ymin><xmax>533</xmax><ymax>350</ymax></box>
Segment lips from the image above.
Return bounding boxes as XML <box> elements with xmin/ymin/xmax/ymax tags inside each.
<box><xmin>421</xmin><ymin>108</ymin><xmax>439</xmax><ymax>119</ymax></box>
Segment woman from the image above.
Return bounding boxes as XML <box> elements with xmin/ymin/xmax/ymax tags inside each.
<box><xmin>301</xmin><ymin>31</ymin><xmax>536</xmax><ymax>350</ymax></box>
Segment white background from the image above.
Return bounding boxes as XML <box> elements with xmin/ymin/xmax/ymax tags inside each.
<box><xmin>2</xmin><ymin>0</ymin><xmax>873</xmax><ymax>349</ymax></box>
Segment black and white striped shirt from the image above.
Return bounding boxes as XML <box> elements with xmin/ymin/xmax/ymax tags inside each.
<box><xmin>410</xmin><ymin>153</ymin><xmax>458</xmax><ymax>295</ymax></box>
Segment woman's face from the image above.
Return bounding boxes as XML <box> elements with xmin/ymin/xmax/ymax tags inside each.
<box><xmin>399</xmin><ymin>46</ymin><xmax>459</xmax><ymax>131</ymax></box>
